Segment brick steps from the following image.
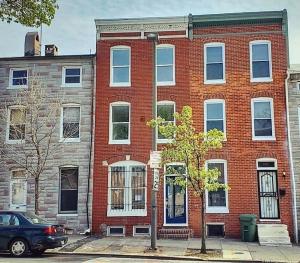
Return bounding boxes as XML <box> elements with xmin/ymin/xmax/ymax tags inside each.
<box><xmin>158</xmin><ymin>228</ymin><xmax>192</xmax><ymax>240</ymax></box>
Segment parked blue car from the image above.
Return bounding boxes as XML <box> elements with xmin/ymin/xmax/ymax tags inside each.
<box><xmin>0</xmin><ymin>211</ymin><xmax>68</xmax><ymax>256</ymax></box>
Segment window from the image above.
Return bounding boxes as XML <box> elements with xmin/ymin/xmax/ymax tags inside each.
<box><xmin>297</xmin><ymin>82</ymin><xmax>300</xmax><ymax>91</ymax></box>
<box><xmin>156</xmin><ymin>45</ymin><xmax>175</xmax><ymax>85</ymax></box>
<box><xmin>7</xmin><ymin>107</ymin><xmax>26</xmax><ymax>143</ymax></box>
<box><xmin>59</xmin><ymin>167</ymin><xmax>78</xmax><ymax>214</ymax></box>
<box><xmin>0</xmin><ymin>214</ymin><xmax>20</xmax><ymax>226</ymax></box>
<box><xmin>251</xmin><ymin>98</ymin><xmax>275</xmax><ymax>140</ymax></box>
<box><xmin>108</xmin><ymin>161</ymin><xmax>147</xmax><ymax>216</ymax></box>
<box><xmin>204</xmin><ymin>43</ymin><xmax>225</xmax><ymax>84</ymax></box>
<box><xmin>110</xmin><ymin>46</ymin><xmax>130</xmax><ymax>86</ymax></box>
<box><xmin>107</xmin><ymin>226</ymin><xmax>125</xmax><ymax>236</ymax></box>
<box><xmin>9</xmin><ymin>69</ymin><xmax>28</xmax><ymax>88</ymax></box>
<box><xmin>206</xmin><ymin>160</ymin><xmax>228</xmax><ymax>213</ymax></box>
<box><xmin>250</xmin><ymin>40</ymin><xmax>272</xmax><ymax>82</ymax></box>
<box><xmin>109</xmin><ymin>102</ymin><xmax>130</xmax><ymax>144</ymax></box>
<box><xmin>204</xmin><ymin>99</ymin><xmax>226</xmax><ymax>136</ymax></box>
<box><xmin>10</xmin><ymin>170</ymin><xmax>27</xmax><ymax>211</ymax></box>
<box><xmin>207</xmin><ymin>224</ymin><xmax>225</xmax><ymax>237</ymax></box>
<box><xmin>61</xmin><ymin>105</ymin><xmax>80</xmax><ymax>142</ymax></box>
<box><xmin>256</xmin><ymin>158</ymin><xmax>277</xmax><ymax>170</ymax></box>
<box><xmin>133</xmin><ymin>225</ymin><xmax>151</xmax><ymax>236</ymax></box>
<box><xmin>62</xmin><ymin>66</ymin><xmax>82</xmax><ymax>87</ymax></box>
<box><xmin>157</xmin><ymin>101</ymin><xmax>175</xmax><ymax>143</ymax></box>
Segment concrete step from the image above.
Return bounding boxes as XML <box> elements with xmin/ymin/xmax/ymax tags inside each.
<box><xmin>158</xmin><ymin>228</ymin><xmax>192</xmax><ymax>240</ymax></box>
<box><xmin>257</xmin><ymin>224</ymin><xmax>291</xmax><ymax>247</ymax></box>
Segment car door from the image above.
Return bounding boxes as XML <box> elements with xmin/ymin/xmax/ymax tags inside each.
<box><xmin>0</xmin><ymin>213</ymin><xmax>21</xmax><ymax>251</ymax></box>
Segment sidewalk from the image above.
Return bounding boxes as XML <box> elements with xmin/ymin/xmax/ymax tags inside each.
<box><xmin>51</xmin><ymin>236</ymin><xmax>300</xmax><ymax>262</ymax></box>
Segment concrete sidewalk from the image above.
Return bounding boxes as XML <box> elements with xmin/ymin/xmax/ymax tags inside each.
<box><xmin>51</xmin><ymin>236</ymin><xmax>300</xmax><ymax>262</ymax></box>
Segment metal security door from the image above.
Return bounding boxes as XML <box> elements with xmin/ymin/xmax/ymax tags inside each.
<box><xmin>258</xmin><ymin>171</ymin><xmax>279</xmax><ymax>219</ymax></box>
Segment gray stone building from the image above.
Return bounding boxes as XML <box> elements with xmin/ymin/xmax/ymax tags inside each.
<box><xmin>0</xmin><ymin>32</ymin><xmax>95</xmax><ymax>232</ymax></box>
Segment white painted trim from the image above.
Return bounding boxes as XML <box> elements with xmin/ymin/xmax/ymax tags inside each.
<box><xmin>259</xmin><ymin>219</ymin><xmax>281</xmax><ymax>222</ymax></box>
<box><xmin>157</xmin><ymin>101</ymin><xmax>175</xmax><ymax>144</ymax></box>
<box><xmin>6</xmin><ymin>106</ymin><xmax>26</xmax><ymax>144</ymax></box>
<box><xmin>110</xmin><ymin>46</ymin><xmax>131</xmax><ymax>87</ymax></box>
<box><xmin>204</xmin><ymin>99</ymin><xmax>226</xmax><ymax>139</ymax></box>
<box><xmin>109</xmin><ymin>101</ymin><xmax>131</xmax><ymax>145</ymax></box>
<box><xmin>206</xmin><ymin>222</ymin><xmax>225</xmax><ymax>237</ymax></box>
<box><xmin>61</xmin><ymin>66</ymin><xmax>82</xmax><ymax>88</ymax></box>
<box><xmin>8</xmin><ymin>68</ymin><xmax>28</xmax><ymax>89</ymax></box>
<box><xmin>133</xmin><ymin>225</ymin><xmax>151</xmax><ymax>236</ymax></box>
<box><xmin>205</xmin><ymin>159</ymin><xmax>229</xmax><ymax>214</ymax></box>
<box><xmin>60</xmin><ymin>104</ymin><xmax>81</xmax><ymax>143</ymax></box>
<box><xmin>163</xmin><ymin>163</ymin><xmax>188</xmax><ymax>226</ymax></box>
<box><xmin>156</xmin><ymin>44</ymin><xmax>175</xmax><ymax>86</ymax></box>
<box><xmin>251</xmin><ymin>97</ymin><xmax>275</xmax><ymax>141</ymax></box>
<box><xmin>10</xmin><ymin>169</ymin><xmax>27</xmax><ymax>212</ymax></box>
<box><xmin>107</xmin><ymin>226</ymin><xmax>125</xmax><ymax>237</ymax></box>
<box><xmin>204</xmin><ymin>43</ymin><xmax>226</xmax><ymax>84</ymax></box>
<box><xmin>100</xmin><ymin>35</ymin><xmax>187</xmax><ymax>41</ymax></box>
<box><xmin>57</xmin><ymin>214</ymin><xmax>78</xmax><ymax>217</ymax></box>
<box><xmin>250</xmin><ymin>40</ymin><xmax>273</xmax><ymax>83</ymax></box>
<box><xmin>256</xmin><ymin>158</ymin><xmax>277</xmax><ymax>170</ymax></box>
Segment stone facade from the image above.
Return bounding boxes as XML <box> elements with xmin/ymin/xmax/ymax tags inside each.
<box><xmin>0</xmin><ymin>55</ymin><xmax>95</xmax><ymax>232</ymax></box>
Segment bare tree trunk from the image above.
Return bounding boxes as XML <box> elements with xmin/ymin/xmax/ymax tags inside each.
<box><xmin>200</xmin><ymin>193</ymin><xmax>206</xmax><ymax>254</ymax></box>
<box><xmin>35</xmin><ymin>177</ymin><xmax>39</xmax><ymax>215</ymax></box>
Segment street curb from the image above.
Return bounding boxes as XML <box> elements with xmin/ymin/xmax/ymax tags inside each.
<box><xmin>46</xmin><ymin>251</ymin><xmax>265</xmax><ymax>262</ymax></box>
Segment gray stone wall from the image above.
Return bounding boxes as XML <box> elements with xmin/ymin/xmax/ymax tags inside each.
<box><xmin>0</xmin><ymin>56</ymin><xmax>94</xmax><ymax>232</ymax></box>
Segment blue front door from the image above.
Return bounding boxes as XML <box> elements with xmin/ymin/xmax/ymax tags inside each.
<box><xmin>165</xmin><ymin>176</ymin><xmax>187</xmax><ymax>224</ymax></box>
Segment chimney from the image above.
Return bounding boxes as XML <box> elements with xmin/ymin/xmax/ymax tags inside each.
<box><xmin>45</xmin><ymin>44</ymin><xmax>58</xmax><ymax>56</ymax></box>
<box><xmin>24</xmin><ymin>32</ymin><xmax>40</xmax><ymax>56</ymax></box>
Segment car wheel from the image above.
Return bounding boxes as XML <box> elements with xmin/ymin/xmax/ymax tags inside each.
<box><xmin>9</xmin><ymin>238</ymin><xmax>28</xmax><ymax>257</ymax></box>
<box><xmin>31</xmin><ymin>249</ymin><xmax>46</xmax><ymax>255</ymax></box>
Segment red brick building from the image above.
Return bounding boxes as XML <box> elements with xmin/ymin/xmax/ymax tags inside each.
<box><xmin>93</xmin><ymin>11</ymin><xmax>294</xmax><ymax>239</ymax></box>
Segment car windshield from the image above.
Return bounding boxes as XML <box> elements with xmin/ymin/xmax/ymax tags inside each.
<box><xmin>23</xmin><ymin>212</ymin><xmax>48</xmax><ymax>224</ymax></box>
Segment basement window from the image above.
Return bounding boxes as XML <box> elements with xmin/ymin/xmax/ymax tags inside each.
<box><xmin>107</xmin><ymin>226</ymin><xmax>125</xmax><ymax>236</ymax></box>
<box><xmin>133</xmin><ymin>225</ymin><xmax>150</xmax><ymax>236</ymax></box>
<box><xmin>207</xmin><ymin>224</ymin><xmax>225</xmax><ymax>237</ymax></box>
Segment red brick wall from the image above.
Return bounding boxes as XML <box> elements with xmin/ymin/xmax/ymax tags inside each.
<box><xmin>93</xmin><ymin>22</ymin><xmax>293</xmax><ymax>239</ymax></box>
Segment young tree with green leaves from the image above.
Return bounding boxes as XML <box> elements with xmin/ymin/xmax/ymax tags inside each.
<box><xmin>0</xmin><ymin>0</ymin><xmax>58</xmax><ymax>27</ymax></box>
<box><xmin>148</xmin><ymin>105</ymin><xmax>228</xmax><ymax>253</ymax></box>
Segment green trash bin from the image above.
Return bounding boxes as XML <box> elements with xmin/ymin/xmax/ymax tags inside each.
<box><xmin>239</xmin><ymin>214</ymin><xmax>257</xmax><ymax>242</ymax></box>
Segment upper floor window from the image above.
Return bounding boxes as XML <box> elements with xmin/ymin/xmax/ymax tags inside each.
<box><xmin>9</xmin><ymin>69</ymin><xmax>28</xmax><ymax>88</ymax></box>
<box><xmin>250</xmin><ymin>40</ymin><xmax>272</xmax><ymax>82</ymax></box>
<box><xmin>7</xmin><ymin>107</ymin><xmax>26</xmax><ymax>144</ymax></box>
<box><xmin>157</xmin><ymin>101</ymin><xmax>175</xmax><ymax>143</ymax></box>
<box><xmin>110</xmin><ymin>46</ymin><xmax>131</xmax><ymax>87</ymax></box>
<box><xmin>109</xmin><ymin>102</ymin><xmax>130</xmax><ymax>144</ymax></box>
<box><xmin>251</xmin><ymin>97</ymin><xmax>275</xmax><ymax>140</ymax></box>
<box><xmin>204</xmin><ymin>43</ymin><xmax>225</xmax><ymax>84</ymax></box>
<box><xmin>62</xmin><ymin>66</ymin><xmax>82</xmax><ymax>87</ymax></box>
<box><xmin>156</xmin><ymin>45</ymin><xmax>175</xmax><ymax>86</ymax></box>
<box><xmin>204</xmin><ymin>99</ymin><xmax>226</xmax><ymax>136</ymax></box>
<box><xmin>60</xmin><ymin>105</ymin><xmax>80</xmax><ymax>142</ymax></box>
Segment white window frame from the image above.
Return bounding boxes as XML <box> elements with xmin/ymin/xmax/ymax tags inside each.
<box><xmin>157</xmin><ymin>101</ymin><xmax>175</xmax><ymax>144</ymax></box>
<box><xmin>251</xmin><ymin>97</ymin><xmax>275</xmax><ymax>141</ymax></box>
<box><xmin>107</xmin><ymin>226</ymin><xmax>125</xmax><ymax>236</ymax></box>
<box><xmin>10</xmin><ymin>169</ymin><xmax>27</xmax><ymax>212</ymax></box>
<box><xmin>109</xmin><ymin>101</ymin><xmax>130</xmax><ymax>144</ymax></box>
<box><xmin>256</xmin><ymin>158</ymin><xmax>277</xmax><ymax>170</ymax></box>
<box><xmin>60</xmin><ymin>104</ymin><xmax>81</xmax><ymax>143</ymax></box>
<box><xmin>297</xmin><ymin>82</ymin><xmax>300</xmax><ymax>91</ymax></box>
<box><xmin>156</xmin><ymin>44</ymin><xmax>175</xmax><ymax>86</ymax></box>
<box><xmin>133</xmin><ymin>225</ymin><xmax>151</xmax><ymax>236</ymax></box>
<box><xmin>205</xmin><ymin>159</ymin><xmax>229</xmax><ymax>214</ymax></box>
<box><xmin>8</xmin><ymin>68</ymin><xmax>28</xmax><ymax>89</ymax></box>
<box><xmin>107</xmin><ymin>160</ymin><xmax>147</xmax><ymax>217</ymax></box>
<box><xmin>298</xmin><ymin>107</ymin><xmax>300</xmax><ymax>138</ymax></box>
<box><xmin>250</xmin><ymin>40</ymin><xmax>272</xmax><ymax>82</ymax></box>
<box><xmin>6</xmin><ymin>106</ymin><xmax>26</xmax><ymax>144</ymax></box>
<box><xmin>61</xmin><ymin>66</ymin><xmax>82</xmax><ymax>88</ymax></box>
<box><xmin>110</xmin><ymin>46</ymin><xmax>131</xmax><ymax>87</ymax></box>
<box><xmin>204</xmin><ymin>43</ymin><xmax>225</xmax><ymax>84</ymax></box>
<box><xmin>204</xmin><ymin>99</ymin><xmax>226</xmax><ymax>138</ymax></box>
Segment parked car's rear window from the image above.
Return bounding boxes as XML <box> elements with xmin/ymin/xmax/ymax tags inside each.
<box><xmin>23</xmin><ymin>212</ymin><xmax>47</xmax><ymax>224</ymax></box>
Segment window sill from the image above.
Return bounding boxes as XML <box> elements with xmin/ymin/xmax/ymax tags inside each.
<box><xmin>251</xmin><ymin>77</ymin><xmax>273</xmax><ymax>83</ymax></box>
<box><xmin>157</xmin><ymin>139</ymin><xmax>172</xmax><ymax>144</ymax></box>
<box><xmin>204</xmin><ymin>79</ymin><xmax>226</xmax><ymax>85</ymax></box>
<box><xmin>61</xmin><ymin>84</ymin><xmax>82</xmax><ymax>88</ymax></box>
<box><xmin>107</xmin><ymin>210</ymin><xmax>147</xmax><ymax>217</ymax></box>
<box><xmin>110</xmin><ymin>83</ymin><xmax>131</xmax><ymax>88</ymax></box>
<box><xmin>206</xmin><ymin>208</ymin><xmax>229</xmax><ymax>214</ymax></box>
<box><xmin>163</xmin><ymin>223</ymin><xmax>188</xmax><ymax>227</ymax></box>
<box><xmin>109</xmin><ymin>140</ymin><xmax>130</xmax><ymax>145</ymax></box>
<box><xmin>57</xmin><ymin>213</ymin><xmax>78</xmax><ymax>217</ymax></box>
<box><xmin>59</xmin><ymin>138</ymin><xmax>81</xmax><ymax>143</ymax></box>
<box><xmin>6</xmin><ymin>140</ymin><xmax>25</xmax><ymax>145</ymax></box>
<box><xmin>252</xmin><ymin>137</ymin><xmax>276</xmax><ymax>141</ymax></box>
<box><xmin>7</xmin><ymin>85</ymin><xmax>28</xmax><ymax>89</ymax></box>
<box><xmin>157</xmin><ymin>81</ymin><xmax>176</xmax><ymax>87</ymax></box>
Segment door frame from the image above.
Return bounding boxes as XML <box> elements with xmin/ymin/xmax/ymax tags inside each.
<box><xmin>9</xmin><ymin>169</ymin><xmax>27</xmax><ymax>212</ymax></box>
<box><xmin>163</xmin><ymin>163</ymin><xmax>188</xmax><ymax>227</ymax></box>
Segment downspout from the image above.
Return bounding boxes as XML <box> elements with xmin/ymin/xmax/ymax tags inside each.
<box><xmin>285</xmin><ymin>70</ymin><xmax>298</xmax><ymax>242</ymax></box>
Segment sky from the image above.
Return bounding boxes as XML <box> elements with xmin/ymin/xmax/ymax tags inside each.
<box><xmin>0</xmin><ymin>0</ymin><xmax>299</xmax><ymax>64</ymax></box>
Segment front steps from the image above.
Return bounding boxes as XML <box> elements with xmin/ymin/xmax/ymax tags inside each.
<box><xmin>158</xmin><ymin>228</ymin><xmax>192</xmax><ymax>240</ymax></box>
<box><xmin>257</xmin><ymin>224</ymin><xmax>292</xmax><ymax>247</ymax></box>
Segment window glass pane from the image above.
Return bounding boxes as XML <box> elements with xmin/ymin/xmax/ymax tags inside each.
<box><xmin>113</xmin><ymin>67</ymin><xmax>129</xmax><ymax>83</ymax></box>
<box><xmin>10</xmin><ymin>109</ymin><xmax>25</xmax><ymax>124</ymax></box>
<box><xmin>257</xmin><ymin>161</ymin><xmax>275</xmax><ymax>168</ymax></box>
<box><xmin>13</xmin><ymin>78</ymin><xmax>27</xmax><ymax>86</ymax></box>
<box><xmin>61</xmin><ymin>168</ymin><xmax>78</xmax><ymax>190</ymax></box>
<box><xmin>253</xmin><ymin>61</ymin><xmax>270</xmax><ymax>78</ymax></box>
<box><xmin>65</xmin><ymin>76</ymin><xmax>80</xmax><ymax>84</ymax></box>
<box><xmin>252</xmin><ymin>44</ymin><xmax>269</xmax><ymax>61</ymax></box>
<box><xmin>166</xmin><ymin>165</ymin><xmax>186</xmax><ymax>175</ymax></box>
<box><xmin>207</xmin><ymin>163</ymin><xmax>225</xmax><ymax>182</ymax></box>
<box><xmin>113</xmin><ymin>49</ymin><xmax>129</xmax><ymax>66</ymax></box>
<box><xmin>63</xmin><ymin>107</ymin><xmax>80</xmax><ymax>122</ymax></box>
<box><xmin>157</xmin><ymin>65</ymin><xmax>173</xmax><ymax>82</ymax></box>
<box><xmin>207</xmin><ymin>103</ymin><xmax>223</xmax><ymax>119</ymax></box>
<box><xmin>63</xmin><ymin>107</ymin><xmax>80</xmax><ymax>138</ymax></box>
<box><xmin>60</xmin><ymin>168</ymin><xmax>78</xmax><ymax>212</ymax></box>
<box><xmin>206</xmin><ymin>46</ymin><xmax>222</xmax><ymax>63</ymax></box>
<box><xmin>9</xmin><ymin>125</ymin><xmax>25</xmax><ymax>140</ymax></box>
<box><xmin>113</xmin><ymin>123</ymin><xmax>129</xmax><ymax>140</ymax></box>
<box><xmin>207</xmin><ymin>120</ymin><xmax>224</xmax><ymax>132</ymax></box>
<box><xmin>111</xmin><ymin>167</ymin><xmax>125</xmax><ymax>187</ymax></box>
<box><xmin>254</xmin><ymin>102</ymin><xmax>271</xmax><ymax>118</ymax></box>
<box><xmin>65</xmin><ymin>68</ymin><xmax>80</xmax><ymax>76</ymax></box>
<box><xmin>12</xmin><ymin>170</ymin><xmax>25</xmax><ymax>178</ymax></box>
<box><xmin>206</xmin><ymin>63</ymin><xmax>223</xmax><ymax>80</ymax></box>
<box><xmin>157</xmin><ymin>48</ymin><xmax>173</xmax><ymax>65</ymax></box>
<box><xmin>60</xmin><ymin>190</ymin><xmax>78</xmax><ymax>212</ymax></box>
<box><xmin>11</xmin><ymin>181</ymin><xmax>25</xmax><ymax>205</ymax></box>
<box><xmin>254</xmin><ymin>119</ymin><xmax>272</xmax><ymax>136</ymax></box>
<box><xmin>112</xmin><ymin>106</ymin><xmax>129</xmax><ymax>122</ymax></box>
<box><xmin>157</xmin><ymin>104</ymin><xmax>174</xmax><ymax>121</ymax></box>
<box><xmin>13</xmin><ymin>70</ymin><xmax>27</xmax><ymax>78</ymax></box>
